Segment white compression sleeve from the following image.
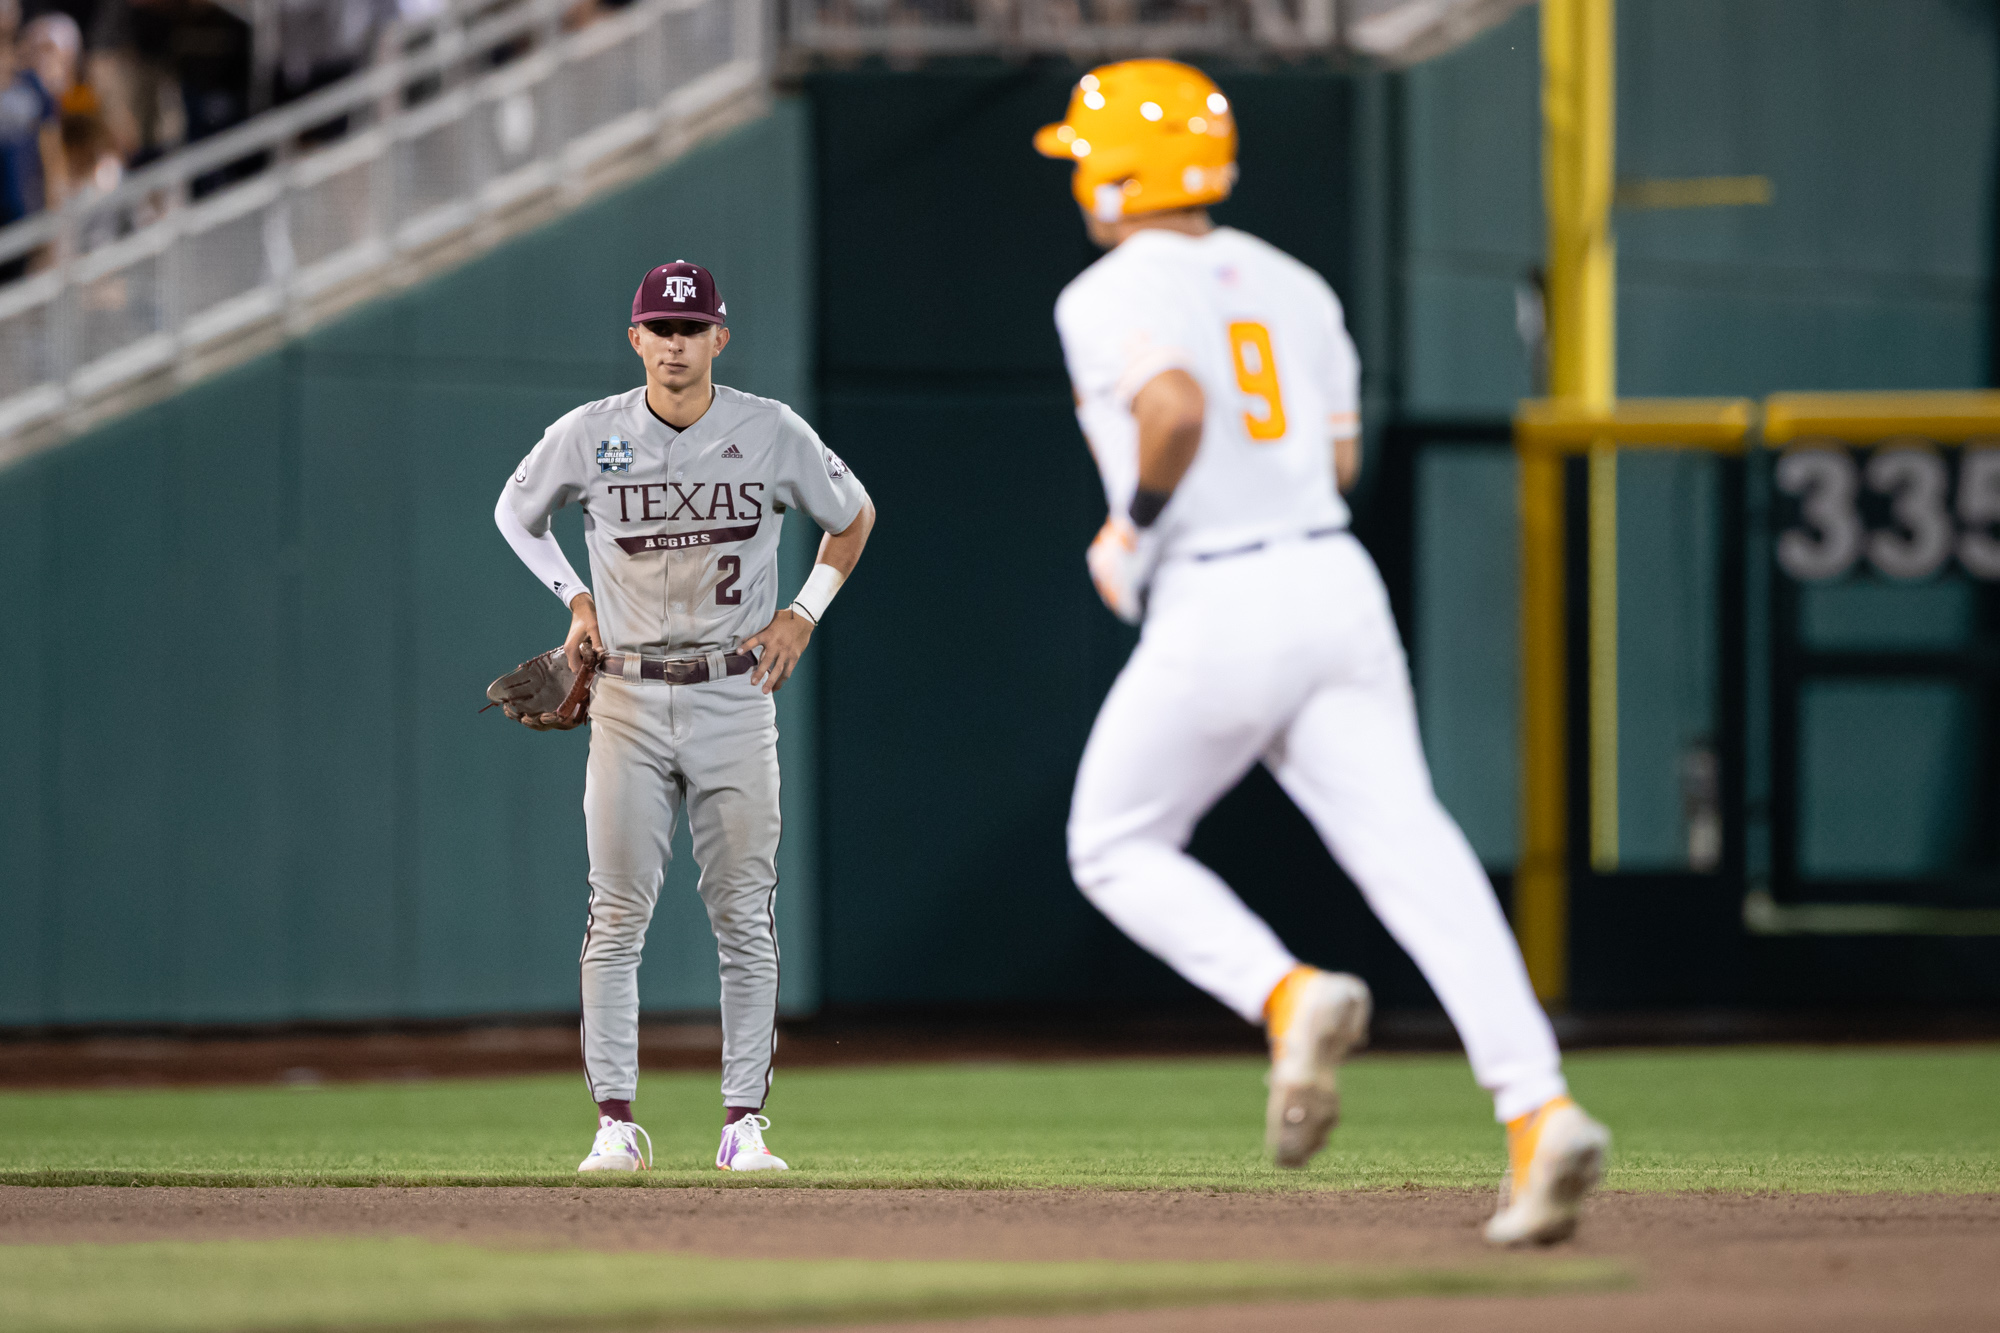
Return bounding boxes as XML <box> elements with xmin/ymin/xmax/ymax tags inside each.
<box><xmin>494</xmin><ymin>492</ymin><xmax>590</xmax><ymax>607</ymax></box>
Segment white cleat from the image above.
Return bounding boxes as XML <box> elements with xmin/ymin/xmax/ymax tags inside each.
<box><xmin>1484</xmin><ymin>1096</ymin><xmax>1611</xmax><ymax>1245</ymax></box>
<box><xmin>577</xmin><ymin>1115</ymin><xmax>653</xmax><ymax>1172</ymax></box>
<box><xmin>716</xmin><ymin>1113</ymin><xmax>789</xmax><ymax>1172</ymax></box>
<box><xmin>1265</xmin><ymin>969</ymin><xmax>1372</xmax><ymax>1170</ymax></box>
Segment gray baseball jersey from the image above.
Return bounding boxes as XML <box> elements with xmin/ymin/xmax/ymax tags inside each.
<box><xmin>505</xmin><ymin>385</ymin><xmax>868</xmax><ymax>656</ymax></box>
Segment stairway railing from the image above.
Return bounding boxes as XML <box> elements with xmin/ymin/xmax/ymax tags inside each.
<box><xmin>0</xmin><ymin>0</ymin><xmax>763</xmax><ymax>443</ymax></box>
<box><xmin>783</xmin><ymin>0</ymin><xmax>1338</xmax><ymax>58</ymax></box>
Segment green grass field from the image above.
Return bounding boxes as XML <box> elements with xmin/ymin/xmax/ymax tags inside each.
<box><xmin>0</xmin><ymin>1241</ymin><xmax>1627</xmax><ymax>1333</ymax></box>
<box><xmin>2</xmin><ymin>1046</ymin><xmax>1994</xmax><ymax>1332</ymax></box>
<box><xmin>4</xmin><ymin>1045</ymin><xmax>1997</xmax><ymax>1193</ymax></box>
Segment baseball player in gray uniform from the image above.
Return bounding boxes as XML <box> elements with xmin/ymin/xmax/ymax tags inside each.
<box><xmin>495</xmin><ymin>260</ymin><xmax>875</xmax><ymax>1173</ymax></box>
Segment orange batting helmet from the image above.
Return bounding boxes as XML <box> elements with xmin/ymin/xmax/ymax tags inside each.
<box><xmin>1034</xmin><ymin>59</ymin><xmax>1238</xmax><ymax>223</ymax></box>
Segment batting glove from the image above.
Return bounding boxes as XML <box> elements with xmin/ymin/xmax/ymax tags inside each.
<box><xmin>1086</xmin><ymin>515</ymin><xmax>1160</xmax><ymax>626</ymax></box>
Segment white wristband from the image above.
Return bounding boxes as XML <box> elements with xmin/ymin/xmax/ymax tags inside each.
<box><xmin>790</xmin><ymin>562</ymin><xmax>846</xmax><ymax>626</ymax></box>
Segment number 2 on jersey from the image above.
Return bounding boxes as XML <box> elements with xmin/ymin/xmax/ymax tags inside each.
<box><xmin>716</xmin><ymin>554</ymin><xmax>742</xmax><ymax>605</ymax></box>
<box><xmin>1227</xmin><ymin>321</ymin><xmax>1287</xmax><ymax>442</ymax></box>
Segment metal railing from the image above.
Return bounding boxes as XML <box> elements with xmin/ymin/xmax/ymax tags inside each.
<box><xmin>787</xmin><ymin>0</ymin><xmax>1329</xmax><ymax>58</ymax></box>
<box><xmin>0</xmin><ymin>0</ymin><xmax>763</xmax><ymax>442</ymax></box>
<box><xmin>782</xmin><ymin>0</ymin><xmax>1530</xmax><ymax>60</ymax></box>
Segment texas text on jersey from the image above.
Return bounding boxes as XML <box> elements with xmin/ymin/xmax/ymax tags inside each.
<box><xmin>505</xmin><ymin>384</ymin><xmax>865</xmax><ymax>657</ymax></box>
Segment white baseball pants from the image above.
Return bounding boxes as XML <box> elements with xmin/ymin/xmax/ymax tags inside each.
<box><xmin>1067</xmin><ymin>532</ymin><xmax>1566</xmax><ymax>1123</ymax></box>
<box><xmin>580</xmin><ymin>671</ymin><xmax>782</xmax><ymax>1108</ymax></box>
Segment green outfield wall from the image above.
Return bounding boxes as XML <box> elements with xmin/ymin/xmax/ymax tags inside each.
<box><xmin>0</xmin><ymin>103</ymin><xmax>823</xmax><ymax>1028</ymax></box>
<box><xmin>804</xmin><ymin>3</ymin><xmax>2000</xmax><ymax>1013</ymax></box>
<box><xmin>1405</xmin><ymin>1</ymin><xmax>1998</xmax><ymax>874</ymax></box>
<box><xmin>801</xmin><ymin>64</ymin><xmax>1451</xmax><ymax>1011</ymax></box>
<box><xmin>1396</xmin><ymin>2</ymin><xmax>2000</xmax><ymax>1008</ymax></box>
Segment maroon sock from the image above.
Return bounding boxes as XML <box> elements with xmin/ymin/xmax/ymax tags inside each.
<box><xmin>597</xmin><ymin>1099</ymin><xmax>633</xmax><ymax>1123</ymax></box>
<box><xmin>723</xmin><ymin>1105</ymin><xmax>759</xmax><ymax>1126</ymax></box>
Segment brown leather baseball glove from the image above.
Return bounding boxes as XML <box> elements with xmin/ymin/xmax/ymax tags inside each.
<box><xmin>485</xmin><ymin>646</ymin><xmax>598</xmax><ymax>731</ymax></box>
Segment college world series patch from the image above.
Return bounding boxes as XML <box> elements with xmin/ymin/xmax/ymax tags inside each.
<box><xmin>597</xmin><ymin>438</ymin><xmax>634</xmax><ymax>473</ymax></box>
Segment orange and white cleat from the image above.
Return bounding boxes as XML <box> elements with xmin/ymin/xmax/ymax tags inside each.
<box><xmin>1263</xmin><ymin>967</ymin><xmax>1372</xmax><ymax>1169</ymax></box>
<box><xmin>1484</xmin><ymin>1095</ymin><xmax>1610</xmax><ymax>1244</ymax></box>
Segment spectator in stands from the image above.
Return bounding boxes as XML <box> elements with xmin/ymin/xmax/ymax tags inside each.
<box><xmin>275</xmin><ymin>0</ymin><xmax>386</xmax><ymax>105</ymax></box>
<box><xmin>273</xmin><ymin>0</ymin><xmax>452</xmax><ymax>105</ymax></box>
<box><xmin>60</xmin><ymin>88</ymin><xmax>123</xmax><ymax>248</ymax></box>
<box><xmin>22</xmin><ymin>12</ymin><xmax>81</xmax><ymax>208</ymax></box>
<box><xmin>88</xmin><ymin>0</ymin><xmax>186</xmax><ymax>165</ymax></box>
<box><xmin>62</xmin><ymin>90</ymin><xmax>118</xmax><ymax>191</ymax></box>
<box><xmin>170</xmin><ymin>0</ymin><xmax>250</xmax><ymax>146</ymax></box>
<box><xmin>22</xmin><ymin>11</ymin><xmax>81</xmax><ymax>103</ymax></box>
<box><xmin>21</xmin><ymin>0</ymin><xmax>102</xmax><ymax>36</ymax></box>
<box><xmin>0</xmin><ymin>3</ymin><xmax>64</xmax><ymax>275</ymax></box>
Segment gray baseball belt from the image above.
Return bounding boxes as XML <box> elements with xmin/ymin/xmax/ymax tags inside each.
<box><xmin>597</xmin><ymin>649</ymin><xmax>759</xmax><ymax>685</ymax></box>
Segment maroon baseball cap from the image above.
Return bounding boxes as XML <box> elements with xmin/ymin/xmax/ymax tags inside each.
<box><xmin>632</xmin><ymin>260</ymin><xmax>726</xmax><ymax>325</ymax></box>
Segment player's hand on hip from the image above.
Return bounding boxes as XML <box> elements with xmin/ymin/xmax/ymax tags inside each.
<box><xmin>742</xmin><ymin>609</ymin><xmax>813</xmax><ymax>695</ymax></box>
<box><xmin>1087</xmin><ymin>516</ymin><xmax>1150</xmax><ymax>626</ymax></box>
<box><xmin>563</xmin><ymin>592</ymin><xmax>603</xmax><ymax>674</ymax></box>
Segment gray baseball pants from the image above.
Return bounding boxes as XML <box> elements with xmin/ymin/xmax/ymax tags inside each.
<box><xmin>579</xmin><ymin>670</ymin><xmax>782</xmax><ymax>1108</ymax></box>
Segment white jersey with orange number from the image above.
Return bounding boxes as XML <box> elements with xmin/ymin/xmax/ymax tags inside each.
<box><xmin>1054</xmin><ymin>226</ymin><xmax>1359</xmax><ymax>562</ymax></box>
<box><xmin>1058</xmin><ymin>227</ymin><xmax>1569</xmax><ymax>1134</ymax></box>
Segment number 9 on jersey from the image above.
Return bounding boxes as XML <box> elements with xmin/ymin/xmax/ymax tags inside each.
<box><xmin>1228</xmin><ymin>321</ymin><xmax>1287</xmax><ymax>442</ymax></box>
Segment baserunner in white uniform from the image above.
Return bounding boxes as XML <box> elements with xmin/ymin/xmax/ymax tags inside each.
<box><xmin>495</xmin><ymin>261</ymin><xmax>875</xmax><ymax>1174</ymax></box>
<box><xmin>1036</xmin><ymin>61</ymin><xmax>1609</xmax><ymax>1245</ymax></box>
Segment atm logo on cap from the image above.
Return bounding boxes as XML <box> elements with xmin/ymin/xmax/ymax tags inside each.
<box><xmin>664</xmin><ymin>275</ymin><xmax>698</xmax><ymax>302</ymax></box>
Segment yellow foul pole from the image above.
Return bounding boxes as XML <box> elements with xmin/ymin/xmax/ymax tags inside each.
<box><xmin>1520</xmin><ymin>0</ymin><xmax>1615</xmax><ymax>1002</ymax></box>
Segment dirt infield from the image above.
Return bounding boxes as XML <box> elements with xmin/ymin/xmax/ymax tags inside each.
<box><xmin>0</xmin><ymin>1018</ymin><xmax>1268</xmax><ymax>1088</ymax></box>
<box><xmin>4</xmin><ymin>1186</ymin><xmax>1995</xmax><ymax>1331</ymax></box>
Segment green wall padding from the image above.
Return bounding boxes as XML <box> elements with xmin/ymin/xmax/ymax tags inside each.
<box><xmin>1800</xmin><ymin>578</ymin><xmax>1980</xmax><ymax>652</ymax></box>
<box><xmin>804</xmin><ymin>64</ymin><xmax>1455</xmax><ymax>1011</ymax></box>
<box><xmin>1414</xmin><ymin>446</ymin><xmax>1520</xmax><ymax>867</ymax></box>
<box><xmin>1614</xmin><ymin>453</ymin><xmax>1722</xmax><ymax>871</ymax></box>
<box><xmin>1404</xmin><ymin>1</ymin><xmax>1996</xmax><ymax>415</ymax></box>
<box><xmin>1403</xmin><ymin>1</ymin><xmax>1996</xmax><ymax>876</ymax></box>
<box><xmin>0</xmin><ymin>101</ymin><xmax>822</xmax><ymax>1027</ymax></box>
<box><xmin>1799</xmin><ymin>679</ymin><xmax>1977</xmax><ymax>879</ymax></box>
